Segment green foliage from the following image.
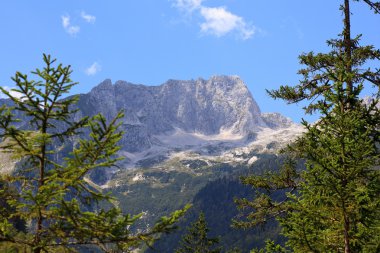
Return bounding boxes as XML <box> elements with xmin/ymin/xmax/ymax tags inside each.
<box><xmin>175</xmin><ymin>212</ymin><xmax>221</xmax><ymax>253</ymax></box>
<box><xmin>235</xmin><ymin>1</ymin><xmax>380</xmax><ymax>253</ymax></box>
<box><xmin>233</xmin><ymin>158</ymin><xmax>299</xmax><ymax>229</ymax></box>
<box><xmin>250</xmin><ymin>240</ymin><xmax>289</xmax><ymax>253</ymax></box>
<box><xmin>225</xmin><ymin>247</ymin><xmax>242</xmax><ymax>253</ymax></box>
<box><xmin>0</xmin><ymin>54</ymin><xmax>189</xmax><ymax>253</ymax></box>
<box><xmin>278</xmin><ymin>107</ymin><xmax>380</xmax><ymax>252</ymax></box>
<box><xmin>147</xmin><ymin>160</ymin><xmax>287</xmax><ymax>252</ymax></box>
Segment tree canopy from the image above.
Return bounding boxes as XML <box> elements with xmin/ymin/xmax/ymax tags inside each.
<box><xmin>0</xmin><ymin>54</ymin><xmax>189</xmax><ymax>253</ymax></box>
<box><xmin>234</xmin><ymin>1</ymin><xmax>380</xmax><ymax>252</ymax></box>
<box><xmin>175</xmin><ymin>212</ymin><xmax>221</xmax><ymax>253</ymax></box>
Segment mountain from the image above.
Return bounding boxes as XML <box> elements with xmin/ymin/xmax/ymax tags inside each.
<box><xmin>75</xmin><ymin>76</ymin><xmax>303</xmax><ymax>251</ymax></box>
<box><xmin>0</xmin><ymin>75</ymin><xmax>303</xmax><ymax>252</ymax></box>
<box><xmin>74</xmin><ymin>76</ymin><xmax>265</xmax><ymax>154</ymax></box>
<box><xmin>0</xmin><ymin>75</ymin><xmax>302</xmax><ymax>180</ymax></box>
<box><xmin>77</xmin><ymin>75</ymin><xmax>265</xmax><ymax>136</ymax></box>
<box><xmin>69</xmin><ymin>75</ymin><xmax>301</xmax><ymax>170</ymax></box>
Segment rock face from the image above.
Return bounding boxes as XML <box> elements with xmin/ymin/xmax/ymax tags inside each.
<box><xmin>0</xmin><ymin>75</ymin><xmax>303</xmax><ymax>174</ymax></box>
<box><xmin>1</xmin><ymin>76</ymin><xmax>300</xmax><ymax>160</ymax></box>
<box><xmin>261</xmin><ymin>112</ymin><xmax>295</xmax><ymax>129</ymax></box>
<box><xmin>75</xmin><ymin>76</ymin><xmax>269</xmax><ymax>152</ymax></box>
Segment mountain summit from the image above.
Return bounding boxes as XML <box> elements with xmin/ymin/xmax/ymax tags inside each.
<box><xmin>1</xmin><ymin>75</ymin><xmax>301</xmax><ymax>170</ymax></box>
<box><xmin>78</xmin><ymin>75</ymin><xmax>265</xmax><ymax>135</ymax></box>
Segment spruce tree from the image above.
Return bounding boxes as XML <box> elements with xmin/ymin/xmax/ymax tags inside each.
<box><xmin>250</xmin><ymin>240</ymin><xmax>289</xmax><ymax>253</ymax></box>
<box><xmin>0</xmin><ymin>54</ymin><xmax>189</xmax><ymax>253</ymax></box>
<box><xmin>234</xmin><ymin>1</ymin><xmax>380</xmax><ymax>252</ymax></box>
<box><xmin>175</xmin><ymin>212</ymin><xmax>221</xmax><ymax>253</ymax></box>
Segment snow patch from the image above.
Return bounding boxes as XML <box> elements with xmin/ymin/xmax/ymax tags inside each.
<box><xmin>248</xmin><ymin>156</ymin><xmax>258</xmax><ymax>165</ymax></box>
<box><xmin>132</xmin><ymin>173</ymin><xmax>145</xmax><ymax>182</ymax></box>
<box><xmin>117</xmin><ymin>123</ymin><xmax>304</xmax><ymax>170</ymax></box>
<box><xmin>156</xmin><ymin>128</ymin><xmax>244</xmax><ymax>148</ymax></box>
<box><xmin>250</xmin><ymin>125</ymin><xmax>304</xmax><ymax>148</ymax></box>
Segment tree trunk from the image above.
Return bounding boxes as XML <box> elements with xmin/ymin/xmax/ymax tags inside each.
<box><xmin>34</xmin><ymin>105</ymin><xmax>48</xmax><ymax>253</ymax></box>
<box><xmin>343</xmin><ymin>2</ymin><xmax>352</xmax><ymax>253</ymax></box>
<box><xmin>33</xmin><ymin>247</ymin><xmax>42</xmax><ymax>253</ymax></box>
<box><xmin>344</xmin><ymin>0</ymin><xmax>353</xmax><ymax>105</ymax></box>
<box><xmin>344</xmin><ymin>213</ymin><xmax>350</xmax><ymax>253</ymax></box>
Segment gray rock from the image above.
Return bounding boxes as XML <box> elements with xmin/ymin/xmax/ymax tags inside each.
<box><xmin>1</xmin><ymin>76</ymin><xmax>297</xmax><ymax>156</ymax></box>
<box><xmin>74</xmin><ymin>76</ymin><xmax>270</xmax><ymax>152</ymax></box>
<box><xmin>261</xmin><ymin>112</ymin><xmax>294</xmax><ymax>129</ymax></box>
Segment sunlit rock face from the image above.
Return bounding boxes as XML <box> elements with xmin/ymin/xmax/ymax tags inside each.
<box><xmin>261</xmin><ymin>112</ymin><xmax>295</xmax><ymax>129</ymax></box>
<box><xmin>75</xmin><ymin>75</ymin><xmax>269</xmax><ymax>152</ymax></box>
<box><xmin>0</xmin><ymin>76</ymin><xmax>302</xmax><ymax>170</ymax></box>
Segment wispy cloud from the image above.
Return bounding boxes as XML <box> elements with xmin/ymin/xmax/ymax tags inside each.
<box><xmin>61</xmin><ymin>15</ymin><xmax>80</xmax><ymax>36</ymax></box>
<box><xmin>81</xmin><ymin>11</ymin><xmax>96</xmax><ymax>23</ymax></box>
<box><xmin>172</xmin><ymin>0</ymin><xmax>255</xmax><ymax>40</ymax></box>
<box><xmin>173</xmin><ymin>0</ymin><xmax>203</xmax><ymax>12</ymax></box>
<box><xmin>85</xmin><ymin>62</ymin><xmax>101</xmax><ymax>76</ymax></box>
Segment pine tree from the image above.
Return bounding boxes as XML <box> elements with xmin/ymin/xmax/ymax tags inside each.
<box><xmin>250</xmin><ymin>240</ymin><xmax>289</xmax><ymax>253</ymax></box>
<box><xmin>0</xmin><ymin>54</ymin><xmax>190</xmax><ymax>253</ymax></box>
<box><xmin>234</xmin><ymin>1</ymin><xmax>380</xmax><ymax>252</ymax></box>
<box><xmin>175</xmin><ymin>212</ymin><xmax>221</xmax><ymax>253</ymax></box>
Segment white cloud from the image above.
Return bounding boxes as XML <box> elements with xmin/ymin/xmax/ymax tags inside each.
<box><xmin>85</xmin><ymin>62</ymin><xmax>101</xmax><ymax>76</ymax></box>
<box><xmin>62</xmin><ymin>15</ymin><xmax>70</xmax><ymax>28</ymax></box>
<box><xmin>173</xmin><ymin>0</ymin><xmax>203</xmax><ymax>12</ymax></box>
<box><xmin>61</xmin><ymin>15</ymin><xmax>80</xmax><ymax>36</ymax></box>
<box><xmin>200</xmin><ymin>7</ymin><xmax>255</xmax><ymax>39</ymax></box>
<box><xmin>172</xmin><ymin>1</ymin><xmax>255</xmax><ymax>40</ymax></box>
<box><xmin>81</xmin><ymin>11</ymin><xmax>96</xmax><ymax>23</ymax></box>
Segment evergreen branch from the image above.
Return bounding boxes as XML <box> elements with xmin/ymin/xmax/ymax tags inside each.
<box><xmin>362</xmin><ymin>0</ymin><xmax>380</xmax><ymax>13</ymax></box>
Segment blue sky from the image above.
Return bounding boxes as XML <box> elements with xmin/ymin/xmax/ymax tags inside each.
<box><xmin>1</xmin><ymin>0</ymin><xmax>379</xmax><ymax>122</ymax></box>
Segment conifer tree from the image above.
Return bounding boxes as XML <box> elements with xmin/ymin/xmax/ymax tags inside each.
<box><xmin>234</xmin><ymin>1</ymin><xmax>380</xmax><ymax>253</ymax></box>
<box><xmin>250</xmin><ymin>240</ymin><xmax>289</xmax><ymax>253</ymax></box>
<box><xmin>0</xmin><ymin>54</ymin><xmax>189</xmax><ymax>253</ymax></box>
<box><xmin>175</xmin><ymin>212</ymin><xmax>221</xmax><ymax>253</ymax></box>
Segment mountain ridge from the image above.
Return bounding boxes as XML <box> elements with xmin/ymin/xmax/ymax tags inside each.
<box><xmin>80</xmin><ymin>75</ymin><xmax>267</xmax><ymax>136</ymax></box>
<box><xmin>0</xmin><ymin>75</ymin><xmax>303</xmax><ymax>251</ymax></box>
<box><xmin>0</xmin><ymin>75</ymin><xmax>302</xmax><ymax>171</ymax></box>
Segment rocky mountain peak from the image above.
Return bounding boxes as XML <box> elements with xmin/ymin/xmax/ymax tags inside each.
<box><xmin>261</xmin><ymin>112</ymin><xmax>295</xmax><ymax>129</ymax></box>
<box><xmin>0</xmin><ymin>75</ymin><xmax>302</xmax><ymax>171</ymax></box>
<box><xmin>92</xmin><ymin>78</ymin><xmax>113</xmax><ymax>91</ymax></box>
<box><xmin>75</xmin><ymin>75</ymin><xmax>273</xmax><ymax>152</ymax></box>
<box><xmin>1</xmin><ymin>76</ymin><xmax>298</xmax><ymax>156</ymax></box>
